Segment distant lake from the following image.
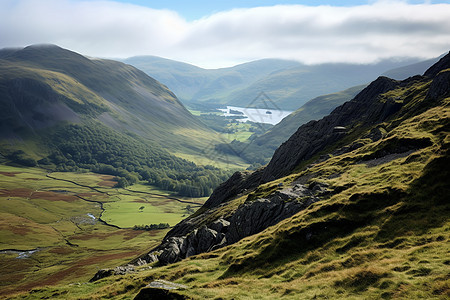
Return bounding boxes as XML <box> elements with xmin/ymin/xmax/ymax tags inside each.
<box><xmin>218</xmin><ymin>106</ymin><xmax>292</xmax><ymax>125</ymax></box>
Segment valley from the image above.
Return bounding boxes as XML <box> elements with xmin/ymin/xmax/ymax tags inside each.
<box><xmin>0</xmin><ymin>164</ymin><xmax>207</xmax><ymax>297</ymax></box>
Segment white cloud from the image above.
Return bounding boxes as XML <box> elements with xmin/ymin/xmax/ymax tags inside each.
<box><xmin>1</xmin><ymin>0</ymin><xmax>449</xmax><ymax>68</ymax></box>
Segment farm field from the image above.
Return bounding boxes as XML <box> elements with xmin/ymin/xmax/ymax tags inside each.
<box><xmin>0</xmin><ymin>164</ymin><xmax>204</xmax><ymax>298</ymax></box>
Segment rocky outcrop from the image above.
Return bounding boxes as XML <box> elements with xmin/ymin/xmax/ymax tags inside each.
<box><xmin>203</xmin><ymin>170</ymin><xmax>262</xmax><ymax>209</ymax></box>
<box><xmin>90</xmin><ymin>265</ymin><xmax>137</xmax><ymax>282</ymax></box>
<box><xmin>427</xmin><ymin>69</ymin><xmax>450</xmax><ymax>100</ymax></box>
<box><xmin>424</xmin><ymin>51</ymin><xmax>450</xmax><ymax>78</ymax></box>
<box><xmin>162</xmin><ymin>170</ymin><xmax>261</xmax><ymax>239</ymax></box>
<box><xmin>142</xmin><ymin>182</ymin><xmax>328</xmax><ymax>265</ymax></box>
<box><xmin>225</xmin><ymin>185</ymin><xmax>320</xmax><ymax>245</ymax></box>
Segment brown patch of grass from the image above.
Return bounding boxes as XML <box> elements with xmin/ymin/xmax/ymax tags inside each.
<box><xmin>77</xmin><ymin>192</ymin><xmax>103</xmax><ymax>197</ymax></box>
<box><xmin>98</xmin><ymin>175</ymin><xmax>117</xmax><ymax>187</ymax></box>
<box><xmin>0</xmin><ymin>189</ymin><xmax>78</xmax><ymax>202</ymax></box>
<box><xmin>17</xmin><ymin>250</ymin><xmax>140</xmax><ymax>293</ymax></box>
<box><xmin>0</xmin><ymin>223</ymin><xmax>32</xmax><ymax>235</ymax></box>
<box><xmin>48</xmin><ymin>247</ymin><xmax>75</xmax><ymax>255</ymax></box>
<box><xmin>0</xmin><ymin>171</ymin><xmax>20</xmax><ymax>177</ymax></box>
<box><xmin>31</xmin><ymin>191</ymin><xmax>78</xmax><ymax>202</ymax></box>
<box><xmin>70</xmin><ymin>229</ymin><xmax>147</xmax><ymax>241</ymax></box>
<box><xmin>0</xmin><ymin>188</ymin><xmax>33</xmax><ymax>198</ymax></box>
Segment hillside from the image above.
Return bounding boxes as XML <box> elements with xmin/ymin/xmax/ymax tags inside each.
<box><xmin>124</xmin><ymin>56</ymin><xmax>426</xmax><ymax>110</ymax></box>
<box><xmin>27</xmin><ymin>51</ymin><xmax>449</xmax><ymax>300</ymax></box>
<box><xmin>0</xmin><ymin>45</ymin><xmax>217</xmax><ymax>150</ymax></box>
<box><xmin>0</xmin><ymin>44</ymin><xmax>235</xmax><ymax>196</ymax></box>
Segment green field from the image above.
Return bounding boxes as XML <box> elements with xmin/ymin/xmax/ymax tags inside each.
<box><xmin>0</xmin><ymin>164</ymin><xmax>205</xmax><ymax>298</ymax></box>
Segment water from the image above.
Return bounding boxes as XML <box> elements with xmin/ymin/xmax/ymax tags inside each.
<box><xmin>87</xmin><ymin>213</ymin><xmax>96</xmax><ymax>220</ymax></box>
<box><xmin>218</xmin><ymin>106</ymin><xmax>292</xmax><ymax>125</ymax></box>
<box><xmin>0</xmin><ymin>248</ymin><xmax>41</xmax><ymax>259</ymax></box>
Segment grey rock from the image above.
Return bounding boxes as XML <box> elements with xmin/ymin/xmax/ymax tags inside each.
<box><xmin>158</xmin><ymin>237</ymin><xmax>187</xmax><ymax>264</ymax></box>
<box><xmin>147</xmin><ymin>280</ymin><xmax>188</xmax><ymax>290</ymax></box>
<box><xmin>134</xmin><ymin>280</ymin><xmax>188</xmax><ymax>300</ymax></box>
<box><xmin>209</xmin><ymin>218</ymin><xmax>230</xmax><ymax>233</ymax></box>
<box><xmin>90</xmin><ymin>265</ymin><xmax>135</xmax><ymax>282</ymax></box>
<box><xmin>203</xmin><ymin>170</ymin><xmax>262</xmax><ymax>209</ymax></box>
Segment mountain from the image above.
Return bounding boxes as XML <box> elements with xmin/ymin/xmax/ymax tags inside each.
<box><xmin>0</xmin><ymin>44</ymin><xmax>233</xmax><ymax>196</ymax></box>
<box><xmin>122</xmin><ymin>56</ymin><xmax>301</xmax><ymax>108</ymax></box>
<box><xmin>83</xmin><ymin>51</ymin><xmax>450</xmax><ymax>299</ymax></box>
<box><xmin>123</xmin><ymin>56</ymin><xmax>426</xmax><ymax>110</ymax></box>
<box><xmin>0</xmin><ymin>45</ymin><xmax>215</xmax><ymax>149</ymax></box>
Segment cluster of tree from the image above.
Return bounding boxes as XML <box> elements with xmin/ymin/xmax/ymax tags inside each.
<box><xmin>40</xmin><ymin>122</ymin><xmax>232</xmax><ymax>197</ymax></box>
<box><xmin>133</xmin><ymin>223</ymin><xmax>170</xmax><ymax>231</ymax></box>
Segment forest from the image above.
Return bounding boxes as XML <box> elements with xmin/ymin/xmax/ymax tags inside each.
<box><xmin>26</xmin><ymin>121</ymin><xmax>232</xmax><ymax>197</ymax></box>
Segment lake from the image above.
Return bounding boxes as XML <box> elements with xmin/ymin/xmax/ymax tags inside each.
<box><xmin>218</xmin><ymin>106</ymin><xmax>292</xmax><ymax>125</ymax></box>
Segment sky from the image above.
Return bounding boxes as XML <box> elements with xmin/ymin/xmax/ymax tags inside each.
<box><xmin>1</xmin><ymin>0</ymin><xmax>450</xmax><ymax>68</ymax></box>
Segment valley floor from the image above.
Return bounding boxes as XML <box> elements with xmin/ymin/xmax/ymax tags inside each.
<box><xmin>0</xmin><ymin>164</ymin><xmax>206</xmax><ymax>298</ymax></box>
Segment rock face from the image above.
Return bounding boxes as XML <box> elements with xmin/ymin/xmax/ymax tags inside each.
<box><xmin>203</xmin><ymin>170</ymin><xmax>262</xmax><ymax>209</ymax></box>
<box><xmin>143</xmin><ymin>183</ymin><xmax>328</xmax><ymax>265</ymax></box>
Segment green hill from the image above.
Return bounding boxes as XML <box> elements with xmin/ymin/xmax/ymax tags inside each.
<box><xmin>0</xmin><ymin>44</ymin><xmax>238</xmax><ymax>196</ymax></box>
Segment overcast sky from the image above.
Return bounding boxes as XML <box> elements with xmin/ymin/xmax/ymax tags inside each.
<box><xmin>1</xmin><ymin>0</ymin><xmax>450</xmax><ymax>68</ymax></box>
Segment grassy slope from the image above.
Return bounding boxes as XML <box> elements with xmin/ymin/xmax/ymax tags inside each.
<box><xmin>13</xmin><ymin>67</ymin><xmax>450</xmax><ymax>299</ymax></box>
<box><xmin>0</xmin><ymin>45</ymin><xmax>243</xmax><ymax>168</ymax></box>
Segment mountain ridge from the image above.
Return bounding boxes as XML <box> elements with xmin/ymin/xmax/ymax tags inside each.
<box><xmin>130</xmin><ymin>51</ymin><xmax>450</xmax><ymax>274</ymax></box>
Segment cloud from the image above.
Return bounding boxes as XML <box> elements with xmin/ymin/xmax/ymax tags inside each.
<box><xmin>1</xmin><ymin>0</ymin><xmax>449</xmax><ymax>67</ymax></box>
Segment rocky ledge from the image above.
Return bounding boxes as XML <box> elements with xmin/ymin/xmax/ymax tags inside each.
<box><xmin>140</xmin><ymin>182</ymin><xmax>329</xmax><ymax>265</ymax></box>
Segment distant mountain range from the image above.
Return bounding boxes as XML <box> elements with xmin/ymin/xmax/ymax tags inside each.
<box><xmin>122</xmin><ymin>55</ymin><xmax>441</xmax><ymax>110</ymax></box>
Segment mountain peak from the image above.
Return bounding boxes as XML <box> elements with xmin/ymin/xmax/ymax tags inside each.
<box><xmin>424</xmin><ymin>51</ymin><xmax>450</xmax><ymax>78</ymax></box>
